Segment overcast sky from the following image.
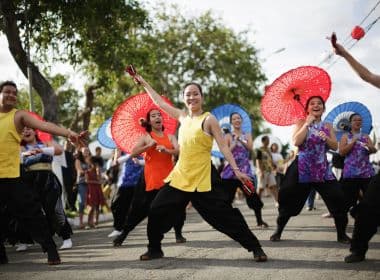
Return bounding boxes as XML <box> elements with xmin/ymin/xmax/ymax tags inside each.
<box><xmin>1</xmin><ymin>0</ymin><xmax>379</xmax><ymax>146</ymax></box>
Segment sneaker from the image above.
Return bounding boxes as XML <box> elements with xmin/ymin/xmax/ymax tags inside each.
<box><xmin>59</xmin><ymin>239</ymin><xmax>73</xmax><ymax>250</ymax></box>
<box><xmin>253</xmin><ymin>247</ymin><xmax>268</xmax><ymax>262</ymax></box>
<box><xmin>321</xmin><ymin>212</ymin><xmax>332</xmax><ymax>218</ymax></box>
<box><xmin>108</xmin><ymin>230</ymin><xmax>122</xmax><ymax>238</ymax></box>
<box><xmin>139</xmin><ymin>249</ymin><xmax>164</xmax><ymax>261</ymax></box>
<box><xmin>344</xmin><ymin>253</ymin><xmax>365</xmax><ymax>263</ymax></box>
<box><xmin>257</xmin><ymin>222</ymin><xmax>269</xmax><ymax>229</ymax></box>
<box><xmin>16</xmin><ymin>243</ymin><xmax>29</xmax><ymax>252</ymax></box>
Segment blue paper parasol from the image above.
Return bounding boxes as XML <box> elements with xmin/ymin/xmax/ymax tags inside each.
<box><xmin>97</xmin><ymin>117</ymin><xmax>116</xmax><ymax>149</ymax></box>
<box><xmin>324</xmin><ymin>101</ymin><xmax>372</xmax><ymax>141</ymax></box>
<box><xmin>211</xmin><ymin>104</ymin><xmax>252</xmax><ymax>158</ymax></box>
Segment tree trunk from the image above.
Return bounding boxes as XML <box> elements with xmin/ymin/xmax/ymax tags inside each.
<box><xmin>0</xmin><ymin>0</ymin><xmax>59</xmax><ymax>123</ymax></box>
<box><xmin>69</xmin><ymin>85</ymin><xmax>98</xmax><ymax>132</ymax></box>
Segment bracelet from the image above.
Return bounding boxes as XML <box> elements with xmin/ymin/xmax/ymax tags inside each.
<box><xmin>232</xmin><ymin>167</ymin><xmax>240</xmax><ymax>171</ymax></box>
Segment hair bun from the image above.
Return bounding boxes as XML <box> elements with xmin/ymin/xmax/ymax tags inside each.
<box><xmin>139</xmin><ymin>118</ymin><xmax>147</xmax><ymax>127</ymax></box>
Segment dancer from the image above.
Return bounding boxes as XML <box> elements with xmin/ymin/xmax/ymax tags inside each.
<box><xmin>339</xmin><ymin>113</ymin><xmax>376</xmax><ymax>225</ymax></box>
<box><xmin>107</xmin><ymin>150</ymin><xmax>143</xmax><ymax>238</ymax></box>
<box><xmin>331</xmin><ymin>35</ymin><xmax>380</xmax><ymax>262</ymax></box>
<box><xmin>113</xmin><ymin>108</ymin><xmax>186</xmax><ymax>246</ymax></box>
<box><xmin>129</xmin><ymin>74</ymin><xmax>267</xmax><ymax>262</ymax></box>
<box><xmin>0</xmin><ymin>80</ymin><xmax>85</xmax><ymax>265</ymax></box>
<box><xmin>220</xmin><ymin>112</ymin><xmax>268</xmax><ymax>228</ymax></box>
<box><xmin>17</xmin><ymin>127</ymin><xmax>73</xmax><ymax>250</ymax></box>
<box><xmin>270</xmin><ymin>96</ymin><xmax>350</xmax><ymax>244</ymax></box>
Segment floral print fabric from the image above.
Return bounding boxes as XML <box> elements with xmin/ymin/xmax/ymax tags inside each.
<box><xmin>343</xmin><ymin>132</ymin><xmax>375</xmax><ymax>179</ymax></box>
<box><xmin>298</xmin><ymin>122</ymin><xmax>336</xmax><ymax>183</ymax></box>
<box><xmin>221</xmin><ymin>134</ymin><xmax>253</xmax><ymax>179</ymax></box>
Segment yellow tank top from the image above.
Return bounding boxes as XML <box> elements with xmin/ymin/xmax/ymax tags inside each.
<box><xmin>0</xmin><ymin>109</ymin><xmax>21</xmax><ymax>178</ymax></box>
<box><xmin>164</xmin><ymin>112</ymin><xmax>213</xmax><ymax>192</ymax></box>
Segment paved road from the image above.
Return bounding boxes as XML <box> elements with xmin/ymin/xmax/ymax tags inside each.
<box><xmin>1</xmin><ymin>197</ymin><xmax>379</xmax><ymax>280</ymax></box>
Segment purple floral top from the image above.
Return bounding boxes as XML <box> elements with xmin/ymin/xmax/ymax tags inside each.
<box><xmin>298</xmin><ymin>122</ymin><xmax>336</xmax><ymax>183</ymax></box>
<box><xmin>221</xmin><ymin>134</ymin><xmax>253</xmax><ymax>179</ymax></box>
<box><xmin>342</xmin><ymin>133</ymin><xmax>375</xmax><ymax>179</ymax></box>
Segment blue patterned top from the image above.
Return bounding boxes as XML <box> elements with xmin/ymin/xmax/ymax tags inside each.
<box><xmin>342</xmin><ymin>132</ymin><xmax>375</xmax><ymax>179</ymax></box>
<box><xmin>298</xmin><ymin>122</ymin><xmax>336</xmax><ymax>183</ymax></box>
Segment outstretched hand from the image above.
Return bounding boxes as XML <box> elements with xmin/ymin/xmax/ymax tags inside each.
<box><xmin>68</xmin><ymin>130</ymin><xmax>89</xmax><ymax>148</ymax></box>
<box><xmin>329</xmin><ymin>32</ymin><xmax>345</xmax><ymax>56</ymax></box>
<box><xmin>126</xmin><ymin>65</ymin><xmax>141</xmax><ymax>85</ymax></box>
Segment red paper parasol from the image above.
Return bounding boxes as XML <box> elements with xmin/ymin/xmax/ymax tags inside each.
<box><xmin>260</xmin><ymin>66</ymin><xmax>331</xmax><ymax>126</ymax></box>
<box><xmin>111</xmin><ymin>92</ymin><xmax>178</xmax><ymax>153</ymax></box>
<box><xmin>28</xmin><ymin>111</ymin><xmax>53</xmax><ymax>142</ymax></box>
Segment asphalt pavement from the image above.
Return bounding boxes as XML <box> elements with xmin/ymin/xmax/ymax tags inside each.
<box><xmin>1</xmin><ymin>196</ymin><xmax>379</xmax><ymax>280</ymax></box>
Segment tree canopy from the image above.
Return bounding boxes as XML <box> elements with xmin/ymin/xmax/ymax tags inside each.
<box><xmin>1</xmin><ymin>2</ymin><xmax>267</xmax><ymax>135</ymax></box>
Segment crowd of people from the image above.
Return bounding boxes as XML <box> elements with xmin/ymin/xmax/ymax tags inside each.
<box><xmin>0</xmin><ymin>35</ymin><xmax>379</xmax><ymax>266</ymax></box>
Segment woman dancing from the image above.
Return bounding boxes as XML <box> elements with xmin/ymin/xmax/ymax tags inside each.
<box><xmin>19</xmin><ymin>127</ymin><xmax>73</xmax><ymax>250</ymax></box>
<box><xmin>128</xmin><ymin>74</ymin><xmax>267</xmax><ymax>262</ymax></box>
<box><xmin>270</xmin><ymin>96</ymin><xmax>350</xmax><ymax>244</ymax></box>
<box><xmin>113</xmin><ymin>108</ymin><xmax>186</xmax><ymax>246</ymax></box>
<box><xmin>220</xmin><ymin>112</ymin><xmax>268</xmax><ymax>228</ymax></box>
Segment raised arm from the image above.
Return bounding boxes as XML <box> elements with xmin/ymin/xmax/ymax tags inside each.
<box><xmin>333</xmin><ymin>41</ymin><xmax>380</xmax><ymax>89</ymax></box>
<box><xmin>15</xmin><ymin>110</ymin><xmax>87</xmax><ymax>147</ymax></box>
<box><xmin>135</xmin><ymin>75</ymin><xmax>185</xmax><ymax>120</ymax></box>
<box><xmin>339</xmin><ymin>133</ymin><xmax>356</xmax><ymax>156</ymax></box>
<box><xmin>292</xmin><ymin>117</ymin><xmax>313</xmax><ymax>147</ymax></box>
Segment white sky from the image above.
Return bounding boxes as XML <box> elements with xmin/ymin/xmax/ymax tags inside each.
<box><xmin>1</xmin><ymin>0</ymin><xmax>380</xmax><ymax>146</ymax></box>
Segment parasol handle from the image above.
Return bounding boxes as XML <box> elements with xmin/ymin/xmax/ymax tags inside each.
<box><xmin>291</xmin><ymin>88</ymin><xmax>305</xmax><ymax>110</ymax></box>
<box><xmin>125</xmin><ymin>64</ymin><xmax>141</xmax><ymax>85</ymax></box>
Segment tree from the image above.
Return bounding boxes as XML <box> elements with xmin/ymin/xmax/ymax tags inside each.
<box><xmin>127</xmin><ymin>5</ymin><xmax>267</xmax><ymax>133</ymax></box>
<box><xmin>0</xmin><ymin>0</ymin><xmax>148</xmax><ymax>125</ymax></box>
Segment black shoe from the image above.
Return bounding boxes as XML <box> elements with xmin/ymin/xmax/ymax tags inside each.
<box><xmin>140</xmin><ymin>249</ymin><xmax>164</xmax><ymax>261</ymax></box>
<box><xmin>270</xmin><ymin>232</ymin><xmax>281</xmax><ymax>242</ymax></box>
<box><xmin>175</xmin><ymin>235</ymin><xmax>187</xmax><ymax>243</ymax></box>
<box><xmin>253</xmin><ymin>247</ymin><xmax>268</xmax><ymax>262</ymax></box>
<box><xmin>0</xmin><ymin>244</ymin><xmax>8</xmax><ymax>264</ymax></box>
<box><xmin>337</xmin><ymin>234</ymin><xmax>351</xmax><ymax>244</ymax></box>
<box><xmin>113</xmin><ymin>231</ymin><xmax>127</xmax><ymax>247</ymax></box>
<box><xmin>344</xmin><ymin>253</ymin><xmax>365</xmax><ymax>263</ymax></box>
<box><xmin>47</xmin><ymin>248</ymin><xmax>61</xmax><ymax>265</ymax></box>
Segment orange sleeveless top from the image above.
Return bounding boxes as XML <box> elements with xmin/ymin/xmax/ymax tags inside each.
<box><xmin>144</xmin><ymin>131</ymin><xmax>174</xmax><ymax>191</ymax></box>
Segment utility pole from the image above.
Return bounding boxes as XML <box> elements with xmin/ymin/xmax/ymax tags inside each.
<box><xmin>25</xmin><ymin>0</ymin><xmax>34</xmax><ymax>112</ymax></box>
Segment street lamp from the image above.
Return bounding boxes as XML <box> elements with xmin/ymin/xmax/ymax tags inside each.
<box><xmin>263</xmin><ymin>47</ymin><xmax>286</xmax><ymax>60</ymax></box>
